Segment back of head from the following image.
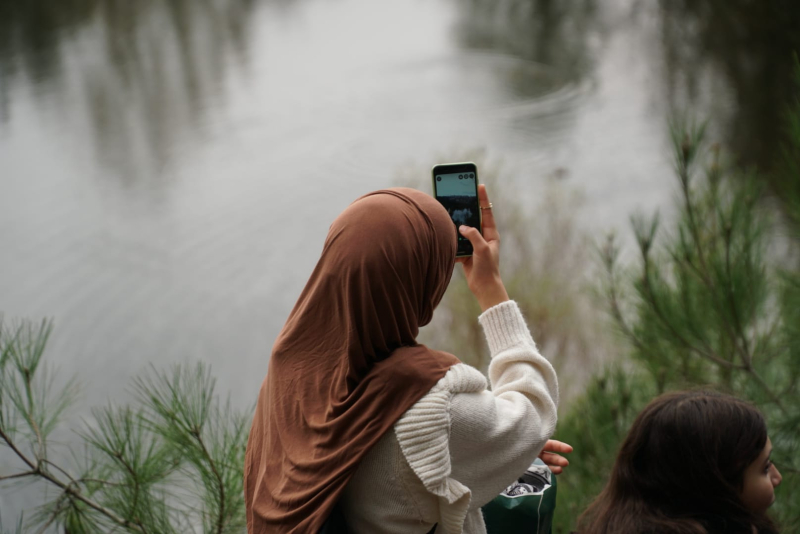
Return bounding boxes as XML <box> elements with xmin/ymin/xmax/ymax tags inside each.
<box><xmin>245</xmin><ymin>187</ymin><xmax>461</xmax><ymax>533</ymax></box>
<box><xmin>577</xmin><ymin>390</ymin><xmax>777</xmax><ymax>534</ymax></box>
<box><xmin>275</xmin><ymin>187</ymin><xmax>458</xmax><ymax>365</ymax></box>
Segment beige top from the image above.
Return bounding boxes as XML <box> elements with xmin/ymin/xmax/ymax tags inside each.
<box><xmin>339</xmin><ymin>300</ymin><xmax>560</xmax><ymax>534</ymax></box>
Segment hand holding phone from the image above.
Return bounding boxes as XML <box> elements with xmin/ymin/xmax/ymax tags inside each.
<box><xmin>457</xmin><ymin>184</ymin><xmax>509</xmax><ymax>311</ymax></box>
<box><xmin>432</xmin><ymin>162</ymin><xmax>507</xmax><ymax>309</ymax></box>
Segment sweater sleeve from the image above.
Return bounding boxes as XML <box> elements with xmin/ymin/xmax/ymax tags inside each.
<box><xmin>393</xmin><ymin>301</ymin><xmax>559</xmax><ymax>534</ymax></box>
<box><xmin>448</xmin><ymin>300</ymin><xmax>559</xmax><ymax>510</ymax></box>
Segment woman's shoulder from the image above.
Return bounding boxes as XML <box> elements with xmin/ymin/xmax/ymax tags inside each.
<box><xmin>434</xmin><ymin>363</ymin><xmax>488</xmax><ymax>394</ymax></box>
<box><xmin>395</xmin><ymin>363</ymin><xmax>488</xmax><ymax>433</ymax></box>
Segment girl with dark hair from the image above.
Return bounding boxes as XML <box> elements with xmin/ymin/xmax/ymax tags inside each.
<box><xmin>577</xmin><ymin>390</ymin><xmax>782</xmax><ymax>534</ymax></box>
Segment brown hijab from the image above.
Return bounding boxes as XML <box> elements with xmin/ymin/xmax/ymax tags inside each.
<box><xmin>244</xmin><ymin>188</ymin><xmax>461</xmax><ymax>533</ymax></box>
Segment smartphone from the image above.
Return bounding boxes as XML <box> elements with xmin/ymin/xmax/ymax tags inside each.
<box><xmin>431</xmin><ymin>162</ymin><xmax>481</xmax><ymax>257</ymax></box>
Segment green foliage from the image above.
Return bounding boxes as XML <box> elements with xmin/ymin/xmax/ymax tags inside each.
<box><xmin>0</xmin><ymin>318</ymin><xmax>251</xmax><ymax>534</ymax></box>
<box><xmin>778</xmin><ymin>54</ymin><xmax>800</xmax><ymax>238</ymax></box>
<box><xmin>135</xmin><ymin>365</ymin><xmax>250</xmax><ymax>533</ymax></box>
<box><xmin>552</xmin><ymin>120</ymin><xmax>800</xmax><ymax>532</ymax></box>
<box><xmin>623</xmin><ymin>122</ymin><xmax>775</xmax><ymax>398</ymax></box>
<box><xmin>0</xmin><ymin>319</ymin><xmax>79</xmax><ymax>451</ymax></box>
<box><xmin>552</xmin><ymin>365</ymin><xmax>655</xmax><ymax>529</ymax></box>
<box><xmin>76</xmin><ymin>405</ymin><xmax>178</xmax><ymax>533</ymax></box>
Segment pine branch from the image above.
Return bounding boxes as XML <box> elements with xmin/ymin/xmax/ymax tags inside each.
<box><xmin>0</xmin><ymin>470</ymin><xmax>37</xmax><ymax>481</ymax></box>
<box><xmin>719</xmin><ymin>221</ymin><xmax>789</xmax><ymax>414</ymax></box>
<box><xmin>639</xmin><ymin>252</ymin><xmax>742</xmax><ymax>371</ymax></box>
<box><xmin>601</xmin><ymin>236</ymin><xmax>649</xmax><ymax>354</ymax></box>
<box><xmin>22</xmin><ymin>369</ymin><xmax>46</xmax><ymax>462</ymax></box>
<box><xmin>77</xmin><ymin>477</ymin><xmax>128</xmax><ymax>488</ymax></box>
<box><xmin>722</xmin><ymin>218</ymin><xmax>753</xmax><ymax>365</ymax></box>
<box><xmin>1</xmin><ymin>415</ymin><xmax>144</xmax><ymax>532</ymax></box>
<box><xmin>33</xmin><ymin>495</ymin><xmax>70</xmax><ymax>534</ymax></box>
<box><xmin>41</xmin><ymin>458</ymin><xmax>80</xmax><ymax>484</ymax></box>
<box><xmin>0</xmin><ymin>426</ymin><xmax>37</xmax><ymax>472</ymax></box>
<box><xmin>133</xmin><ymin>363</ymin><xmax>246</xmax><ymax>533</ymax></box>
<box><xmin>190</xmin><ymin>428</ymin><xmax>226</xmax><ymax>534</ymax></box>
<box><xmin>2</xmin><ymin>318</ymin><xmax>251</xmax><ymax>532</ymax></box>
<box><xmin>113</xmin><ymin>450</ymin><xmax>150</xmax><ymax>534</ymax></box>
<box><xmin>745</xmin><ymin>367</ymin><xmax>788</xmax><ymax>415</ymax></box>
<box><xmin>672</xmin><ymin>131</ymin><xmax>764</xmax><ymax>371</ymax></box>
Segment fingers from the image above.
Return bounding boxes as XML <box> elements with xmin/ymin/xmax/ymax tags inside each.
<box><xmin>538</xmin><ymin>440</ymin><xmax>574</xmax><ymax>475</ymax></box>
<box><xmin>545</xmin><ymin>464</ymin><xmax>565</xmax><ymax>475</ymax></box>
<box><xmin>477</xmin><ymin>184</ymin><xmax>498</xmax><ymax>242</ymax></box>
<box><xmin>541</xmin><ymin>440</ymin><xmax>574</xmax><ymax>454</ymax></box>
<box><xmin>458</xmin><ymin>184</ymin><xmax>497</xmax><ymax>252</ymax></box>
<box><xmin>458</xmin><ymin>224</ymin><xmax>489</xmax><ymax>255</ymax></box>
<box><xmin>538</xmin><ymin>452</ymin><xmax>569</xmax><ymax>474</ymax></box>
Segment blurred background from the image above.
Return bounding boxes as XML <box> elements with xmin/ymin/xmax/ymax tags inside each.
<box><xmin>2</xmin><ymin>0</ymin><xmax>799</xmax><ymax>531</ymax></box>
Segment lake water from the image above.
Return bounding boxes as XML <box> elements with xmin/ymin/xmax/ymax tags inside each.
<box><xmin>0</xmin><ymin>0</ymin><xmax>780</xmax><ymax>524</ymax></box>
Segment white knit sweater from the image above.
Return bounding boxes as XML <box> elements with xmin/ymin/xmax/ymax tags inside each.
<box><xmin>339</xmin><ymin>300</ymin><xmax>559</xmax><ymax>534</ymax></box>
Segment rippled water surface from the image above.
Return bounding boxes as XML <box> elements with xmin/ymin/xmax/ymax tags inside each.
<box><xmin>2</xmin><ymin>0</ymin><xmax>791</xmax><ymax>521</ymax></box>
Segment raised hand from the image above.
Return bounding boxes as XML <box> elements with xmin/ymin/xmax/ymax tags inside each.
<box><xmin>457</xmin><ymin>185</ymin><xmax>509</xmax><ymax>311</ymax></box>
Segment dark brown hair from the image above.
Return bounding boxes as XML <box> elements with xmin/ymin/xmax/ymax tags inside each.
<box><xmin>577</xmin><ymin>390</ymin><xmax>779</xmax><ymax>534</ymax></box>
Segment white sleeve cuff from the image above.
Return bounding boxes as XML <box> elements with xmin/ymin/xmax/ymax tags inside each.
<box><xmin>478</xmin><ymin>300</ymin><xmax>535</xmax><ymax>356</ymax></box>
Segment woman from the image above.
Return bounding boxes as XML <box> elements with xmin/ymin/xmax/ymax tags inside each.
<box><xmin>577</xmin><ymin>390</ymin><xmax>782</xmax><ymax>534</ymax></box>
<box><xmin>244</xmin><ymin>185</ymin><xmax>568</xmax><ymax>533</ymax></box>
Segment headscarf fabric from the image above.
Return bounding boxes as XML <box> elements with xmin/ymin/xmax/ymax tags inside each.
<box><xmin>244</xmin><ymin>188</ymin><xmax>461</xmax><ymax>533</ymax></box>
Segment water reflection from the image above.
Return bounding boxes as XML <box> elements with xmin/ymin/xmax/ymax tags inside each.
<box><xmin>658</xmin><ymin>0</ymin><xmax>800</xmax><ymax>173</ymax></box>
<box><xmin>0</xmin><ymin>2</ymin><xmax>93</xmax><ymax>98</ymax></box>
<box><xmin>0</xmin><ymin>0</ymin><xmax>260</xmax><ymax>178</ymax></box>
<box><xmin>454</xmin><ymin>0</ymin><xmax>600</xmax><ymax>88</ymax></box>
<box><xmin>454</xmin><ymin>0</ymin><xmax>800</xmax><ymax>189</ymax></box>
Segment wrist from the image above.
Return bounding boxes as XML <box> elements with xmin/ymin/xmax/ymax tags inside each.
<box><xmin>475</xmin><ymin>280</ymin><xmax>509</xmax><ymax>312</ymax></box>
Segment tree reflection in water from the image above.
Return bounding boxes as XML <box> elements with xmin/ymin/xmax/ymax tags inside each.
<box><xmin>453</xmin><ymin>0</ymin><xmax>799</xmax><ymax>195</ymax></box>
<box><xmin>454</xmin><ymin>0</ymin><xmax>600</xmax><ymax>88</ymax></box>
<box><xmin>659</xmin><ymin>0</ymin><xmax>800</xmax><ymax>175</ymax></box>
<box><xmin>3</xmin><ymin>0</ymin><xmax>799</xmax><ymax>185</ymax></box>
<box><xmin>0</xmin><ymin>0</ymin><xmax>261</xmax><ymax>178</ymax></box>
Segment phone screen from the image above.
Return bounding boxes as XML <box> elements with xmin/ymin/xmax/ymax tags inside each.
<box><xmin>432</xmin><ymin>164</ymin><xmax>480</xmax><ymax>257</ymax></box>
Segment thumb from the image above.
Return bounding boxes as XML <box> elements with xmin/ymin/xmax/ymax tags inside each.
<box><xmin>459</xmin><ymin>225</ymin><xmax>485</xmax><ymax>251</ymax></box>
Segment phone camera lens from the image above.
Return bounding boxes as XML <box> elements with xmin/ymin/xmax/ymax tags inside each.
<box><xmin>459</xmin><ymin>174</ymin><xmax>463</xmax><ymax>179</ymax></box>
<box><xmin>436</xmin><ymin>176</ymin><xmax>442</xmax><ymax>181</ymax></box>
